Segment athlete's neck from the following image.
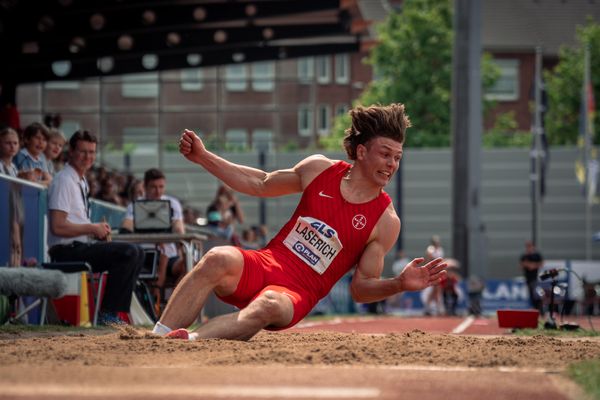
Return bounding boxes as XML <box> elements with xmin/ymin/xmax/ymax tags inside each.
<box><xmin>340</xmin><ymin>166</ymin><xmax>382</xmax><ymax>204</ymax></box>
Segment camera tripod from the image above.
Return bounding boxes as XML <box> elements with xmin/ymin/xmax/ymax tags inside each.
<box><xmin>543</xmin><ymin>277</ymin><xmax>558</xmax><ymax>330</ymax></box>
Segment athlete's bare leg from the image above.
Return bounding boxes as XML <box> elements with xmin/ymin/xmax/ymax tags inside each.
<box><xmin>158</xmin><ymin>246</ymin><xmax>244</xmax><ymax>330</ymax></box>
<box><xmin>189</xmin><ymin>290</ymin><xmax>294</xmax><ymax>340</ymax></box>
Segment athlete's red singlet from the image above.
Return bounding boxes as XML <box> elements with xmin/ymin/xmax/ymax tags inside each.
<box><xmin>220</xmin><ymin>161</ymin><xmax>392</xmax><ymax>327</ymax></box>
<box><xmin>267</xmin><ymin>161</ymin><xmax>391</xmax><ymax>297</ymax></box>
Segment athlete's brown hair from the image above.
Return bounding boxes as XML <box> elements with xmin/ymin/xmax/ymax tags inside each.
<box><xmin>343</xmin><ymin>103</ymin><xmax>411</xmax><ymax>160</ymax></box>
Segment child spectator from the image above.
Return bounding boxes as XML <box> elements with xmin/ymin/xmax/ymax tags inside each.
<box><xmin>0</xmin><ymin>127</ymin><xmax>24</xmax><ymax>266</ymax></box>
<box><xmin>13</xmin><ymin>122</ymin><xmax>52</xmax><ymax>186</ymax></box>
<box><xmin>44</xmin><ymin>128</ymin><xmax>66</xmax><ymax>175</ymax></box>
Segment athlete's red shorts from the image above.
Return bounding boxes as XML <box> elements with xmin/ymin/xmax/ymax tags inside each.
<box><xmin>216</xmin><ymin>247</ymin><xmax>318</xmax><ymax>330</ymax></box>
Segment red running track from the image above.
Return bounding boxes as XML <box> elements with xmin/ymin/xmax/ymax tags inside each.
<box><xmin>290</xmin><ymin>314</ymin><xmax>600</xmax><ymax>335</ymax></box>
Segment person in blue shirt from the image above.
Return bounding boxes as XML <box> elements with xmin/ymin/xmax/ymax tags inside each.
<box><xmin>13</xmin><ymin>122</ymin><xmax>52</xmax><ymax>186</ymax></box>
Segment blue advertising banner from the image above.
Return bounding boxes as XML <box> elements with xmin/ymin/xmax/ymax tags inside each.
<box><xmin>315</xmin><ymin>277</ymin><xmax>533</xmax><ymax>316</ymax></box>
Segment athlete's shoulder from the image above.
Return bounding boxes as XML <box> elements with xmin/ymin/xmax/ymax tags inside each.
<box><xmin>297</xmin><ymin>154</ymin><xmax>337</xmax><ymax>169</ymax></box>
<box><xmin>294</xmin><ymin>154</ymin><xmax>338</xmax><ymax>186</ymax></box>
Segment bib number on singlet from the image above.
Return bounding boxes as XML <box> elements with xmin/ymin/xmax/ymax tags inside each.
<box><xmin>283</xmin><ymin>216</ymin><xmax>343</xmax><ymax>275</ymax></box>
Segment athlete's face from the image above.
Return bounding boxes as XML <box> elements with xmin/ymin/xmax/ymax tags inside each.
<box><xmin>356</xmin><ymin>137</ymin><xmax>403</xmax><ymax>187</ymax></box>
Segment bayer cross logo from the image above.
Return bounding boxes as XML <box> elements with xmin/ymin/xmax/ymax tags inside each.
<box><xmin>352</xmin><ymin>214</ymin><xmax>367</xmax><ymax>230</ymax></box>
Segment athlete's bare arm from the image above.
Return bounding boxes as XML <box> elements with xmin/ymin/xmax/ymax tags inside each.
<box><xmin>179</xmin><ymin>129</ymin><xmax>334</xmax><ymax>197</ymax></box>
<box><xmin>350</xmin><ymin>205</ymin><xmax>447</xmax><ymax>303</ymax></box>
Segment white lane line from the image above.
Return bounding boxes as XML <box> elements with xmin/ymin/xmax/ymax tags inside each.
<box><xmin>1</xmin><ymin>384</ymin><xmax>380</xmax><ymax>398</ymax></box>
<box><xmin>451</xmin><ymin>315</ymin><xmax>475</xmax><ymax>334</ymax></box>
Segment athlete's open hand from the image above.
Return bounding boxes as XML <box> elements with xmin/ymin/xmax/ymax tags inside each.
<box><xmin>179</xmin><ymin>129</ymin><xmax>206</xmax><ymax>164</ymax></box>
<box><xmin>397</xmin><ymin>257</ymin><xmax>447</xmax><ymax>292</ymax></box>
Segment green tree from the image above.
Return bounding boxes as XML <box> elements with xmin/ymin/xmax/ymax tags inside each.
<box><xmin>320</xmin><ymin>0</ymin><xmax>499</xmax><ymax>149</ymax></box>
<box><xmin>545</xmin><ymin>18</ymin><xmax>600</xmax><ymax>145</ymax></box>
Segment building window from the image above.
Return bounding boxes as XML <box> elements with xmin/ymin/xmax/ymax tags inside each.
<box><xmin>225</xmin><ymin>64</ymin><xmax>248</xmax><ymax>91</ymax></box>
<box><xmin>225</xmin><ymin>129</ymin><xmax>248</xmax><ymax>151</ymax></box>
<box><xmin>181</xmin><ymin>69</ymin><xmax>203</xmax><ymax>91</ymax></box>
<box><xmin>251</xmin><ymin>62</ymin><xmax>274</xmax><ymax>92</ymax></box>
<box><xmin>316</xmin><ymin>56</ymin><xmax>331</xmax><ymax>84</ymax></box>
<box><xmin>122</xmin><ymin>73</ymin><xmax>159</xmax><ymax>98</ymax></box>
<box><xmin>297</xmin><ymin>57</ymin><xmax>314</xmax><ymax>84</ymax></box>
<box><xmin>335</xmin><ymin>103</ymin><xmax>349</xmax><ymax>116</ymax></box>
<box><xmin>485</xmin><ymin>59</ymin><xmax>520</xmax><ymax>101</ymax></box>
<box><xmin>252</xmin><ymin>129</ymin><xmax>273</xmax><ymax>152</ymax></box>
<box><xmin>335</xmin><ymin>54</ymin><xmax>350</xmax><ymax>84</ymax></box>
<box><xmin>318</xmin><ymin>105</ymin><xmax>331</xmax><ymax>135</ymax></box>
<box><xmin>298</xmin><ymin>105</ymin><xmax>313</xmax><ymax>137</ymax></box>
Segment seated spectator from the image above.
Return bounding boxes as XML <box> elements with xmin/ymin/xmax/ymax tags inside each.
<box><xmin>113</xmin><ymin>172</ymin><xmax>128</xmax><ymax>205</ymax></box>
<box><xmin>251</xmin><ymin>224</ymin><xmax>269</xmax><ymax>247</ymax></box>
<box><xmin>239</xmin><ymin>227</ymin><xmax>260</xmax><ymax>250</ymax></box>
<box><xmin>205</xmin><ymin>194</ymin><xmax>235</xmax><ymax>240</ymax></box>
<box><xmin>97</xmin><ymin>176</ymin><xmax>125</xmax><ymax>206</ymax></box>
<box><xmin>183</xmin><ymin>205</ymin><xmax>203</xmax><ymax>227</ymax></box>
<box><xmin>13</xmin><ymin>122</ymin><xmax>52</xmax><ymax>186</ymax></box>
<box><xmin>127</xmin><ymin>178</ymin><xmax>145</xmax><ymax>204</ymax></box>
<box><xmin>44</xmin><ymin>128</ymin><xmax>66</xmax><ymax>176</ymax></box>
<box><xmin>87</xmin><ymin>172</ymin><xmax>100</xmax><ymax>199</ymax></box>
<box><xmin>0</xmin><ymin>127</ymin><xmax>24</xmax><ymax>266</ymax></box>
<box><xmin>121</xmin><ymin>168</ymin><xmax>186</xmax><ymax>316</ymax></box>
<box><xmin>47</xmin><ymin>130</ymin><xmax>144</xmax><ymax>325</ymax></box>
<box><xmin>216</xmin><ymin>183</ymin><xmax>245</xmax><ymax>227</ymax></box>
<box><xmin>205</xmin><ymin>184</ymin><xmax>245</xmax><ymax>244</ymax></box>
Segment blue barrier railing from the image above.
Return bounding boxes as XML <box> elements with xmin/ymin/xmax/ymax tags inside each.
<box><xmin>0</xmin><ymin>174</ymin><xmax>127</xmax><ymax>268</ymax></box>
<box><xmin>0</xmin><ymin>174</ymin><xmax>46</xmax><ymax>267</ymax></box>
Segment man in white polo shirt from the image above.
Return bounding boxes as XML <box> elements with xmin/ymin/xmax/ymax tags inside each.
<box><xmin>47</xmin><ymin>130</ymin><xmax>144</xmax><ymax>325</ymax></box>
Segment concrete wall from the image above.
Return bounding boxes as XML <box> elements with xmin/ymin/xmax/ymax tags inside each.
<box><xmin>101</xmin><ymin>146</ymin><xmax>600</xmax><ymax>279</ymax></box>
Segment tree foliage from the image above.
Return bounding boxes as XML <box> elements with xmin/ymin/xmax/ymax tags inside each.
<box><xmin>320</xmin><ymin>0</ymin><xmax>499</xmax><ymax>149</ymax></box>
<box><xmin>545</xmin><ymin>18</ymin><xmax>600</xmax><ymax>145</ymax></box>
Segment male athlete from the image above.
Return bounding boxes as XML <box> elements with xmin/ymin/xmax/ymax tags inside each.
<box><xmin>153</xmin><ymin>103</ymin><xmax>447</xmax><ymax>340</ymax></box>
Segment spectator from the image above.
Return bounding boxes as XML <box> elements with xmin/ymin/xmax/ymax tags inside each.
<box><xmin>391</xmin><ymin>249</ymin><xmax>411</xmax><ymax>277</ymax></box>
<box><xmin>183</xmin><ymin>205</ymin><xmax>202</xmax><ymax>227</ymax></box>
<box><xmin>113</xmin><ymin>173</ymin><xmax>128</xmax><ymax>206</ymax></box>
<box><xmin>520</xmin><ymin>240</ymin><xmax>544</xmax><ymax>312</ymax></box>
<box><xmin>127</xmin><ymin>178</ymin><xmax>145</xmax><ymax>204</ymax></box>
<box><xmin>239</xmin><ymin>227</ymin><xmax>261</xmax><ymax>250</ymax></box>
<box><xmin>467</xmin><ymin>275</ymin><xmax>484</xmax><ymax>316</ymax></box>
<box><xmin>440</xmin><ymin>259</ymin><xmax>461</xmax><ymax>316</ymax></box>
<box><xmin>13</xmin><ymin>122</ymin><xmax>52</xmax><ymax>186</ymax></box>
<box><xmin>251</xmin><ymin>224</ymin><xmax>269</xmax><ymax>247</ymax></box>
<box><xmin>215</xmin><ymin>184</ymin><xmax>245</xmax><ymax>226</ymax></box>
<box><xmin>0</xmin><ymin>127</ymin><xmax>20</xmax><ymax>177</ymax></box>
<box><xmin>422</xmin><ymin>235</ymin><xmax>445</xmax><ymax>316</ymax></box>
<box><xmin>121</xmin><ymin>168</ymin><xmax>186</xmax><ymax>316</ymax></box>
<box><xmin>205</xmin><ymin>194</ymin><xmax>235</xmax><ymax>241</ymax></box>
<box><xmin>44</xmin><ymin>128</ymin><xmax>66</xmax><ymax>176</ymax></box>
<box><xmin>47</xmin><ymin>130</ymin><xmax>144</xmax><ymax>325</ymax></box>
<box><xmin>97</xmin><ymin>177</ymin><xmax>124</xmax><ymax>206</ymax></box>
<box><xmin>87</xmin><ymin>171</ymin><xmax>100</xmax><ymax>199</ymax></box>
<box><xmin>387</xmin><ymin>250</ymin><xmax>412</xmax><ymax>311</ymax></box>
<box><xmin>0</xmin><ymin>127</ymin><xmax>24</xmax><ymax>266</ymax></box>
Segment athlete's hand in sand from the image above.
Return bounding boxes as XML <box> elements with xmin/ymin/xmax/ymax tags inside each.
<box><xmin>397</xmin><ymin>257</ymin><xmax>447</xmax><ymax>292</ymax></box>
<box><xmin>179</xmin><ymin>129</ymin><xmax>206</xmax><ymax>165</ymax></box>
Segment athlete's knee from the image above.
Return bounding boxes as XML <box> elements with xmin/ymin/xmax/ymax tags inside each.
<box><xmin>246</xmin><ymin>290</ymin><xmax>290</xmax><ymax>324</ymax></box>
<box><xmin>192</xmin><ymin>246</ymin><xmax>239</xmax><ymax>281</ymax></box>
